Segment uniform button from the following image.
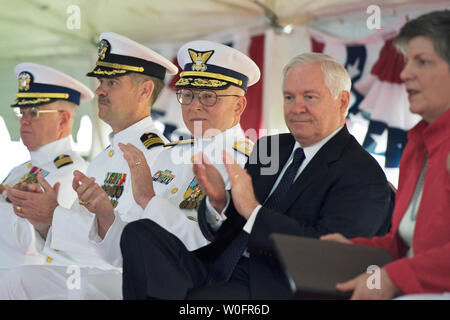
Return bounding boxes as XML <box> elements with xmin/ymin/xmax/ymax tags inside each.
<box><xmin>215</xmin><ymin>216</ymin><xmax>219</xmax><ymax>222</ymax></box>
<box><xmin>27</xmin><ymin>163</ymin><xmax>33</xmax><ymax>169</ymax></box>
<box><xmin>171</xmin><ymin>188</ymin><xmax>178</xmax><ymax>194</ymax></box>
<box><xmin>46</xmin><ymin>256</ymin><xmax>53</xmax><ymax>263</ymax></box>
<box><xmin>190</xmin><ymin>156</ymin><xmax>194</xmax><ymax>163</ymax></box>
<box><xmin>54</xmin><ymin>249</ymin><xmax>60</xmax><ymax>252</ymax></box>
<box><xmin>108</xmin><ymin>150</ymin><xmax>114</xmax><ymax>157</ymax></box>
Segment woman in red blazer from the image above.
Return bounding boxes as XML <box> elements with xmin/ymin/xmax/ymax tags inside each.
<box><xmin>322</xmin><ymin>10</ymin><xmax>450</xmax><ymax>299</ymax></box>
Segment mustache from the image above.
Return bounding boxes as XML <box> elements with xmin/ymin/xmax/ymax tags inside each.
<box><xmin>98</xmin><ymin>96</ymin><xmax>110</xmax><ymax>105</ymax></box>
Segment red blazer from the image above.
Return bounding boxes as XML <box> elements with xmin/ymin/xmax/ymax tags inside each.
<box><xmin>352</xmin><ymin>108</ymin><xmax>450</xmax><ymax>294</ymax></box>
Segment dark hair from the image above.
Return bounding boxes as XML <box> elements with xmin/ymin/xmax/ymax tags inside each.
<box><xmin>129</xmin><ymin>72</ymin><xmax>165</xmax><ymax>106</ymax></box>
<box><xmin>394</xmin><ymin>10</ymin><xmax>450</xmax><ymax>65</ymax></box>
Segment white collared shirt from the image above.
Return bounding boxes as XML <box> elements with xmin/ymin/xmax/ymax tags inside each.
<box><xmin>48</xmin><ymin>116</ymin><xmax>167</xmax><ymax>268</ymax></box>
<box><xmin>87</xmin><ymin>123</ymin><xmax>253</xmax><ymax>266</ymax></box>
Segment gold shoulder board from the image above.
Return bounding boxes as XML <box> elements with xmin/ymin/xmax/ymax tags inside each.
<box><xmin>140</xmin><ymin>132</ymin><xmax>165</xmax><ymax>150</ymax></box>
<box><xmin>54</xmin><ymin>154</ymin><xmax>73</xmax><ymax>169</ymax></box>
<box><xmin>232</xmin><ymin>140</ymin><xmax>254</xmax><ymax>157</ymax></box>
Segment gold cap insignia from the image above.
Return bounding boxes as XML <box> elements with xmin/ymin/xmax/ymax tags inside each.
<box><xmin>18</xmin><ymin>72</ymin><xmax>32</xmax><ymax>91</ymax></box>
<box><xmin>188</xmin><ymin>49</ymin><xmax>214</xmax><ymax>72</ymax></box>
<box><xmin>98</xmin><ymin>39</ymin><xmax>110</xmax><ymax>60</ymax></box>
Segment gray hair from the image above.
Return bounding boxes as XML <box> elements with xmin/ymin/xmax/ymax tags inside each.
<box><xmin>394</xmin><ymin>10</ymin><xmax>450</xmax><ymax>66</ymax></box>
<box><xmin>282</xmin><ymin>52</ymin><xmax>352</xmax><ymax>99</ymax></box>
<box><xmin>53</xmin><ymin>100</ymin><xmax>76</xmax><ymax>119</ymax></box>
<box><xmin>129</xmin><ymin>72</ymin><xmax>165</xmax><ymax>106</ymax></box>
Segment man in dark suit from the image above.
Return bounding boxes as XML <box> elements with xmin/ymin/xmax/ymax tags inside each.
<box><xmin>120</xmin><ymin>52</ymin><xmax>393</xmax><ymax>300</ymax></box>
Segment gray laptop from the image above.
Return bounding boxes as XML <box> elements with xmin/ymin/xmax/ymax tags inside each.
<box><xmin>271</xmin><ymin>233</ymin><xmax>393</xmax><ymax>299</ymax></box>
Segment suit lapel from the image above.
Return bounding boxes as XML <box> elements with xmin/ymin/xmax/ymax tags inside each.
<box><xmin>277</xmin><ymin>126</ymin><xmax>351</xmax><ymax>214</ymax></box>
<box><xmin>277</xmin><ymin>153</ymin><xmax>328</xmax><ymax>214</ymax></box>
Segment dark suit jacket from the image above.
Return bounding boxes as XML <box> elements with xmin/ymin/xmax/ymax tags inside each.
<box><xmin>196</xmin><ymin>126</ymin><xmax>392</xmax><ymax>299</ymax></box>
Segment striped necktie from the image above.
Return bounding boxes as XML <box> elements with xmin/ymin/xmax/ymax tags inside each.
<box><xmin>264</xmin><ymin>148</ymin><xmax>305</xmax><ymax>209</ymax></box>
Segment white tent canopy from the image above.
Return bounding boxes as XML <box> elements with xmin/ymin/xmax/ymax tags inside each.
<box><xmin>2</xmin><ymin>0</ymin><xmax>449</xmax><ymax>57</ymax></box>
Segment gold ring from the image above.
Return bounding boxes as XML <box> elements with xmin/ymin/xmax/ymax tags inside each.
<box><xmin>79</xmin><ymin>200</ymin><xmax>89</xmax><ymax>206</ymax></box>
<box><xmin>16</xmin><ymin>205</ymin><xmax>22</xmax><ymax>213</ymax></box>
<box><xmin>135</xmin><ymin>161</ymin><xmax>141</xmax><ymax>166</ymax></box>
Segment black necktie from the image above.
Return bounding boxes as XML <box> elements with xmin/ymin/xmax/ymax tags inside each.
<box><xmin>264</xmin><ymin>148</ymin><xmax>305</xmax><ymax>209</ymax></box>
<box><xmin>210</xmin><ymin>148</ymin><xmax>305</xmax><ymax>283</ymax></box>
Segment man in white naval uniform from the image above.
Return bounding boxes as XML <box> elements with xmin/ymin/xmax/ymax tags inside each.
<box><xmin>0</xmin><ymin>40</ymin><xmax>260</xmax><ymax>300</ymax></box>
<box><xmin>81</xmin><ymin>40</ymin><xmax>260</xmax><ymax>268</ymax></box>
<box><xmin>0</xmin><ymin>32</ymin><xmax>177</xmax><ymax>299</ymax></box>
<box><xmin>0</xmin><ymin>63</ymin><xmax>92</xmax><ymax>270</ymax></box>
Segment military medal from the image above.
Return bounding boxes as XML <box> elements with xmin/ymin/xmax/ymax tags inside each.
<box><xmin>152</xmin><ymin>170</ymin><xmax>175</xmax><ymax>185</ymax></box>
<box><xmin>4</xmin><ymin>166</ymin><xmax>50</xmax><ymax>203</ymax></box>
<box><xmin>179</xmin><ymin>177</ymin><xmax>205</xmax><ymax>211</ymax></box>
<box><xmin>102</xmin><ymin>172</ymin><xmax>126</xmax><ymax>208</ymax></box>
<box><xmin>110</xmin><ymin>199</ymin><xmax>119</xmax><ymax>209</ymax></box>
<box><xmin>18</xmin><ymin>166</ymin><xmax>50</xmax><ymax>185</ymax></box>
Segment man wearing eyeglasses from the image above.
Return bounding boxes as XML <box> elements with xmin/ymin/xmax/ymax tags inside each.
<box><xmin>120</xmin><ymin>53</ymin><xmax>394</xmax><ymax>300</ymax></box>
<box><xmin>0</xmin><ymin>39</ymin><xmax>259</xmax><ymax>300</ymax></box>
<box><xmin>0</xmin><ymin>32</ymin><xmax>178</xmax><ymax>298</ymax></box>
<box><xmin>78</xmin><ymin>40</ymin><xmax>260</xmax><ymax>269</ymax></box>
<box><xmin>0</xmin><ymin>62</ymin><xmax>92</xmax><ymax>270</ymax></box>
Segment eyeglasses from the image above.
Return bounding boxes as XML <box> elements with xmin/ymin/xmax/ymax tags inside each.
<box><xmin>13</xmin><ymin>107</ymin><xmax>62</xmax><ymax>120</ymax></box>
<box><xmin>176</xmin><ymin>89</ymin><xmax>242</xmax><ymax>107</ymax></box>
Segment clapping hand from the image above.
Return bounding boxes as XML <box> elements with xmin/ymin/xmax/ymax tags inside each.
<box><xmin>193</xmin><ymin>152</ymin><xmax>227</xmax><ymax>213</ymax></box>
<box><xmin>119</xmin><ymin>142</ymin><xmax>155</xmax><ymax>209</ymax></box>
<box><xmin>193</xmin><ymin>150</ymin><xmax>259</xmax><ymax>219</ymax></box>
<box><xmin>72</xmin><ymin>170</ymin><xmax>114</xmax><ymax>238</ymax></box>
<box><xmin>7</xmin><ymin>173</ymin><xmax>59</xmax><ymax>239</ymax></box>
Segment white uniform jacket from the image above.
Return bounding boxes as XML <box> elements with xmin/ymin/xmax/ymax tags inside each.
<box><xmin>88</xmin><ymin>124</ymin><xmax>253</xmax><ymax>267</ymax></box>
<box><xmin>40</xmin><ymin>116</ymin><xmax>167</xmax><ymax>269</ymax></box>
<box><xmin>0</xmin><ymin>136</ymin><xmax>88</xmax><ymax>269</ymax></box>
